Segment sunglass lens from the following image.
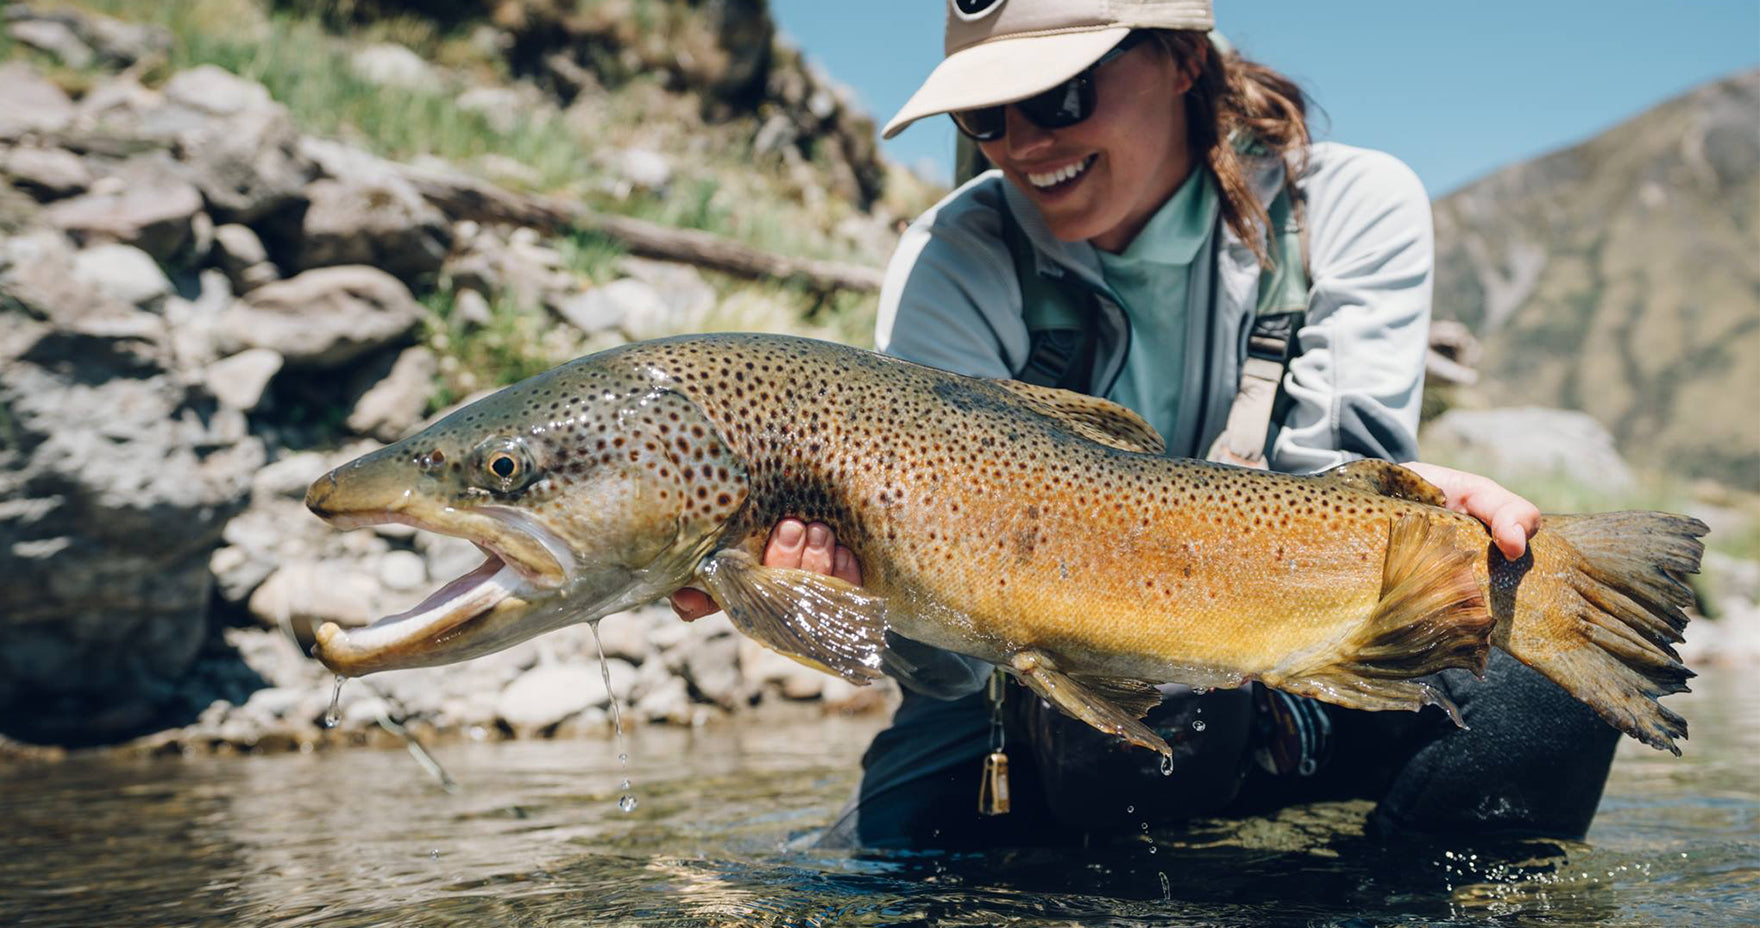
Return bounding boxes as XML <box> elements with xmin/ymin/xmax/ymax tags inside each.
<box><xmin>1019</xmin><ymin>76</ymin><xmax>1092</xmax><ymax>129</ymax></box>
<box><xmin>951</xmin><ymin>106</ymin><xmax>1005</xmax><ymax>141</ymax></box>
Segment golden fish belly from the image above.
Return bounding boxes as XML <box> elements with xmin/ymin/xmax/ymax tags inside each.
<box><xmin>859</xmin><ymin>456</ymin><xmax>1399</xmax><ymax>682</ymax></box>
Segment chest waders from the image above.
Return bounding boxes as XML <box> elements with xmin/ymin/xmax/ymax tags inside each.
<box><xmin>978</xmin><ymin>188</ymin><xmax>1323</xmax><ymax>816</ymax></box>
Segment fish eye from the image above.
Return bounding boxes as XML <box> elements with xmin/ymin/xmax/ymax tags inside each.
<box><xmin>472</xmin><ymin>438</ymin><xmax>536</xmax><ymax>492</ymax></box>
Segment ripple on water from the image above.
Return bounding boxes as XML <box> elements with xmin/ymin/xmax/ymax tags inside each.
<box><xmin>0</xmin><ymin>669</ymin><xmax>1754</xmax><ymax>927</ymax></box>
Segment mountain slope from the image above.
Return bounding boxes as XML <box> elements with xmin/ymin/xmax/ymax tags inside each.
<box><xmin>1431</xmin><ymin>69</ymin><xmax>1760</xmax><ymax>489</ymax></box>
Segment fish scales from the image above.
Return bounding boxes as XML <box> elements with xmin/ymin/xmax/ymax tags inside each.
<box><xmin>305</xmin><ymin>333</ymin><xmax>1707</xmax><ymax>758</ymax></box>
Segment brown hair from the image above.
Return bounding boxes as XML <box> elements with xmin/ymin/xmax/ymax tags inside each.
<box><xmin>1151</xmin><ymin>31</ymin><xmax>1311</xmax><ymax>267</ymax></box>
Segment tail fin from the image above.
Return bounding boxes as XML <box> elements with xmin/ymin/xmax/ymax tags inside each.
<box><xmin>1501</xmin><ymin>511</ymin><xmax>1707</xmax><ymax>755</ymax></box>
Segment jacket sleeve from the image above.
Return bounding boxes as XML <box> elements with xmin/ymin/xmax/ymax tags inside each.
<box><xmin>1271</xmin><ymin>147</ymin><xmax>1433</xmax><ymax>473</ymax></box>
<box><xmin>871</xmin><ymin>187</ymin><xmax>1026</xmax><ymax>699</ymax></box>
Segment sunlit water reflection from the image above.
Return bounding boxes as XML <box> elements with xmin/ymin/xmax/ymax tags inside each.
<box><xmin>3</xmin><ymin>668</ymin><xmax>1755</xmax><ymax>927</ymax></box>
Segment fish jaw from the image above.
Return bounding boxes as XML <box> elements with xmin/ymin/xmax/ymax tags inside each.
<box><xmin>303</xmin><ymin>447</ymin><xmax>579</xmax><ymax>675</ymax></box>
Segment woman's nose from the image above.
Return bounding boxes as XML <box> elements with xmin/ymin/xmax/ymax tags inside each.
<box><xmin>1003</xmin><ymin>106</ymin><xmax>1055</xmax><ymax>157</ymax></box>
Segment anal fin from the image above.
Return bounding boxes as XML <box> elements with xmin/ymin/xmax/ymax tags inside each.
<box><xmin>1263</xmin><ymin>513</ymin><xmax>1493</xmax><ymax>724</ymax></box>
<box><xmin>1010</xmin><ymin>649</ymin><xmax>1171</xmax><ymax>757</ymax></box>
<box><xmin>697</xmin><ymin>548</ymin><xmax>890</xmax><ymax>686</ymax></box>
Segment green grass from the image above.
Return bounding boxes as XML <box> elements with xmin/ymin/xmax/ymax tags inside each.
<box><xmin>421</xmin><ymin>287</ymin><xmax>565</xmax><ymax>410</ymax></box>
<box><xmin>555</xmin><ymin>230</ymin><xmax>627</xmax><ymax>285</ymax></box>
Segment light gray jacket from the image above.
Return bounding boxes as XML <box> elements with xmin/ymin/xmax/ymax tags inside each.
<box><xmin>872</xmin><ymin>141</ymin><xmax>1437</xmax><ymax>697</ymax></box>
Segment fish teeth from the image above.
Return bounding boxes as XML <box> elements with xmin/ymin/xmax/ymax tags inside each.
<box><xmin>1027</xmin><ymin>155</ymin><xmax>1095</xmax><ymax>189</ymax></box>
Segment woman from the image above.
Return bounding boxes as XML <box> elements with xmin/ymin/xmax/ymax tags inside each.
<box><xmin>676</xmin><ymin>0</ymin><xmax>1620</xmax><ymax>849</ymax></box>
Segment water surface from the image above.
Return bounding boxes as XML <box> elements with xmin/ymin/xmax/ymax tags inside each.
<box><xmin>3</xmin><ymin>669</ymin><xmax>1755</xmax><ymax>927</ymax></box>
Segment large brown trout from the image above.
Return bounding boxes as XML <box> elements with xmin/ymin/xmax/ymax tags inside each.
<box><xmin>305</xmin><ymin>334</ymin><xmax>1706</xmax><ymax>756</ymax></box>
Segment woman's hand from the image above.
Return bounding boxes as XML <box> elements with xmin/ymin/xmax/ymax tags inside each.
<box><xmin>1400</xmin><ymin>462</ymin><xmax>1540</xmax><ymax>560</ymax></box>
<box><xmin>668</xmin><ymin>519</ymin><xmax>864</xmax><ymax>621</ymax></box>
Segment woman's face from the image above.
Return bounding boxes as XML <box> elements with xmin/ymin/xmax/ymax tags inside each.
<box><xmin>978</xmin><ymin>39</ymin><xmax>1196</xmax><ymax>253</ymax></box>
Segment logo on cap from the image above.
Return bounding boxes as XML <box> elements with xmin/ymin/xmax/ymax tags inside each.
<box><xmin>951</xmin><ymin>0</ymin><xmax>1004</xmax><ymax>22</ymax></box>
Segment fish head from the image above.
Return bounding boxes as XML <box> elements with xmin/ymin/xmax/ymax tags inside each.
<box><xmin>304</xmin><ymin>349</ymin><xmax>747</xmax><ymax>675</ymax></box>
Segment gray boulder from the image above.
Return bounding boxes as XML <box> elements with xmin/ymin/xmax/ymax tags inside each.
<box><xmin>345</xmin><ymin>345</ymin><xmax>438</xmax><ymax>441</ymax></box>
<box><xmin>0</xmin><ymin>63</ymin><xmax>75</xmax><ymax>140</ymax></box>
<box><xmin>1422</xmin><ymin>407</ymin><xmax>1637</xmax><ymax>493</ymax></box>
<box><xmin>350</xmin><ymin>43</ymin><xmax>436</xmax><ymax>89</ymax></box>
<box><xmin>2</xmin><ymin>146</ymin><xmax>94</xmax><ymax>200</ymax></box>
<box><xmin>0</xmin><ymin>307</ymin><xmax>263</xmax><ymax>744</ymax></box>
<box><xmin>216</xmin><ymin>265</ymin><xmax>423</xmax><ymax>368</ymax></box>
<box><xmin>44</xmin><ymin>157</ymin><xmax>203</xmax><ymax>262</ymax></box>
<box><xmin>72</xmin><ymin>242</ymin><xmax>172</xmax><ymax>310</ymax></box>
<box><xmin>205</xmin><ymin>348</ymin><xmax>284</xmax><ymax>411</ymax></box>
<box><xmin>211</xmin><ymin>223</ymin><xmax>280</xmax><ymax>292</ymax></box>
<box><xmin>298</xmin><ymin>175</ymin><xmax>451</xmax><ymax>284</ymax></box>
<box><xmin>9</xmin><ymin>18</ymin><xmax>95</xmax><ymax>69</ymax></box>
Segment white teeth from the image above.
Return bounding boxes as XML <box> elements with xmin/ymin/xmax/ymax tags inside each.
<box><xmin>1027</xmin><ymin>155</ymin><xmax>1095</xmax><ymax>189</ymax></box>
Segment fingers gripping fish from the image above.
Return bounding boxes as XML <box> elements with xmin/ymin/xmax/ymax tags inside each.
<box><xmin>305</xmin><ymin>334</ymin><xmax>1706</xmax><ymax>757</ymax></box>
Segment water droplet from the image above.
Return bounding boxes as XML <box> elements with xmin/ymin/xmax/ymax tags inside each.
<box><xmin>1126</xmin><ymin>805</ymin><xmax>1135</xmax><ymax>814</ymax></box>
<box><xmin>323</xmin><ymin>675</ymin><xmax>345</xmax><ymax>728</ymax></box>
<box><xmin>1159</xmin><ymin>871</ymin><xmax>1171</xmax><ymax>902</ymax></box>
<box><xmin>618</xmin><ymin>794</ymin><xmax>639</xmax><ymax>813</ymax></box>
<box><xmin>1192</xmin><ymin>719</ymin><xmax>1207</xmax><ymax>732</ymax></box>
<box><xmin>429</xmin><ymin>849</ymin><xmax>440</xmax><ymax>860</ymax></box>
<box><xmin>617</xmin><ymin>753</ymin><xmax>628</xmax><ymax>765</ymax></box>
<box><xmin>1148</xmin><ymin>845</ymin><xmax>1158</xmax><ymax>855</ymax></box>
<box><xmin>1193</xmin><ymin>686</ymin><xmax>1210</xmax><ymax>695</ymax></box>
<box><xmin>1160</xmin><ymin>754</ymin><xmax>1174</xmax><ymax>776</ymax></box>
<box><xmin>620</xmin><ymin>778</ymin><xmax>631</xmax><ymax>791</ymax></box>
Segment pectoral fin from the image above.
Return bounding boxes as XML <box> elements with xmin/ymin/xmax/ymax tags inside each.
<box><xmin>1010</xmin><ymin>649</ymin><xmax>1171</xmax><ymax>758</ymax></box>
<box><xmin>696</xmin><ymin>548</ymin><xmax>891</xmax><ymax>686</ymax></box>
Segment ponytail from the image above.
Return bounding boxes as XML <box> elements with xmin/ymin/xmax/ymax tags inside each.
<box><xmin>1151</xmin><ymin>31</ymin><xmax>1311</xmax><ymax>268</ymax></box>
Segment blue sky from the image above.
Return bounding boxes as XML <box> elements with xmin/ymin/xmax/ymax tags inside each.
<box><xmin>770</xmin><ymin>1</ymin><xmax>1759</xmax><ymax>196</ymax></box>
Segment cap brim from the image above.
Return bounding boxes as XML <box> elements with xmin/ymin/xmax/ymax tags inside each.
<box><xmin>882</xmin><ymin>28</ymin><xmax>1130</xmax><ymax>140</ymax></box>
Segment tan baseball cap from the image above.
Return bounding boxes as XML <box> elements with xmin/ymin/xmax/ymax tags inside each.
<box><xmin>882</xmin><ymin>0</ymin><xmax>1215</xmax><ymax>139</ymax></box>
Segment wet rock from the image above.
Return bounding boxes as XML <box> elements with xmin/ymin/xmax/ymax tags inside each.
<box><xmin>217</xmin><ymin>266</ymin><xmax>423</xmax><ymax>368</ymax></box>
<box><xmin>44</xmin><ymin>157</ymin><xmax>203</xmax><ymax>262</ymax></box>
<box><xmin>1</xmin><ymin>146</ymin><xmax>93</xmax><ymax>200</ymax></box>
<box><xmin>351</xmin><ymin>43</ymin><xmax>436</xmax><ymax>89</ymax></box>
<box><xmin>0</xmin><ymin>62</ymin><xmax>75</xmax><ymax>140</ymax></box>
<box><xmin>1422</xmin><ymin>407</ymin><xmax>1637</xmax><ymax>492</ymax></box>
<box><xmin>298</xmin><ymin>175</ymin><xmax>451</xmax><ymax>284</ymax></box>
<box><xmin>345</xmin><ymin>346</ymin><xmax>437</xmax><ymax>441</ymax></box>
<box><xmin>205</xmin><ymin>348</ymin><xmax>284</xmax><ymax>411</ymax></box>
<box><xmin>72</xmin><ymin>242</ymin><xmax>172</xmax><ymax>310</ymax></box>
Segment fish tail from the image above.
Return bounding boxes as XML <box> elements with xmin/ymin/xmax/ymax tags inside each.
<box><xmin>1497</xmin><ymin>512</ymin><xmax>1707</xmax><ymax>755</ymax></box>
<box><xmin>1263</xmin><ymin>513</ymin><xmax>1493</xmax><ymax>720</ymax></box>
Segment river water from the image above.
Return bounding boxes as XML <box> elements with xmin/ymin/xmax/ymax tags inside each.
<box><xmin>3</xmin><ymin>668</ymin><xmax>1755</xmax><ymax>928</ymax></box>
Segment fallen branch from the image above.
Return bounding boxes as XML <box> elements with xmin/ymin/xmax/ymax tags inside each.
<box><xmin>396</xmin><ymin>163</ymin><xmax>887</xmax><ymax>293</ymax></box>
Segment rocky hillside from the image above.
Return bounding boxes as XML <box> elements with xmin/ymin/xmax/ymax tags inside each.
<box><xmin>1431</xmin><ymin>69</ymin><xmax>1760</xmax><ymax>491</ymax></box>
<box><xmin>0</xmin><ymin>0</ymin><xmax>925</xmax><ymax>752</ymax></box>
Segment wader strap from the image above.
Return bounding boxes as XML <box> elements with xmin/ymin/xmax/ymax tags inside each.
<box><xmin>1205</xmin><ymin>187</ymin><xmax>1309</xmax><ymax>467</ymax></box>
<box><xmin>1001</xmin><ymin>206</ymin><xmax>1100</xmax><ymax>392</ymax></box>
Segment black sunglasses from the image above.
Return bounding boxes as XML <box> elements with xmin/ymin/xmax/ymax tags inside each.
<box><xmin>950</xmin><ymin>32</ymin><xmax>1149</xmax><ymax>142</ymax></box>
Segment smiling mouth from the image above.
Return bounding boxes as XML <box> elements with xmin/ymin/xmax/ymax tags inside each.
<box><xmin>1026</xmin><ymin>154</ymin><xmax>1097</xmax><ymax>190</ymax></box>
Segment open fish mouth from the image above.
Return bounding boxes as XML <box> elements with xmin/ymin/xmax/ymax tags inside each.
<box><xmin>303</xmin><ymin>493</ymin><xmax>574</xmax><ymax>675</ymax></box>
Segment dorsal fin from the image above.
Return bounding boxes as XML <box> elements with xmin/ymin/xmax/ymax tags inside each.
<box><xmin>1320</xmin><ymin>460</ymin><xmax>1447</xmax><ymax>507</ymax></box>
<box><xmin>994</xmin><ymin>379</ymin><xmax>1166</xmax><ymax>455</ymax></box>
